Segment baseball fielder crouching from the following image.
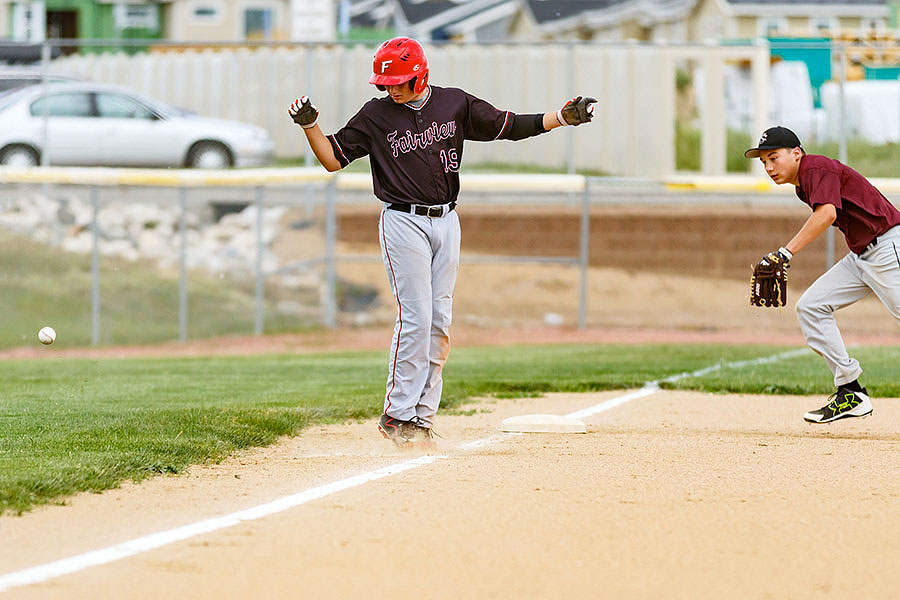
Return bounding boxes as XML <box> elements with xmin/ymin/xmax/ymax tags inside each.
<box><xmin>745</xmin><ymin>126</ymin><xmax>900</xmax><ymax>423</ymax></box>
<box><xmin>290</xmin><ymin>37</ymin><xmax>596</xmax><ymax>447</ymax></box>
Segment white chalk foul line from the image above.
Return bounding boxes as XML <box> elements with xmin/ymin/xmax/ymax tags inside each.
<box><xmin>0</xmin><ymin>347</ymin><xmax>809</xmax><ymax>593</ymax></box>
<box><xmin>565</xmin><ymin>347</ymin><xmax>810</xmax><ymax>421</ymax></box>
<box><xmin>0</xmin><ymin>455</ymin><xmax>445</xmax><ymax>593</ymax></box>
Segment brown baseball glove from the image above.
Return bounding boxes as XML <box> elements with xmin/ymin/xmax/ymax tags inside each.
<box><xmin>750</xmin><ymin>250</ymin><xmax>790</xmax><ymax>308</ymax></box>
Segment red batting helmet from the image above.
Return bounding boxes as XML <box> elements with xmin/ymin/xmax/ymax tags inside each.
<box><xmin>369</xmin><ymin>37</ymin><xmax>429</xmax><ymax>95</ymax></box>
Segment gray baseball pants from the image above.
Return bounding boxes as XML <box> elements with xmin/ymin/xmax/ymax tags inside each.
<box><xmin>796</xmin><ymin>225</ymin><xmax>900</xmax><ymax>386</ymax></box>
<box><xmin>378</xmin><ymin>204</ymin><xmax>460</xmax><ymax>427</ymax></box>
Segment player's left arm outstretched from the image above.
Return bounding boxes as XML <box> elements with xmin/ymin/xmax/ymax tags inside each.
<box><xmin>506</xmin><ymin>95</ymin><xmax>597</xmax><ymax>140</ymax></box>
<box><xmin>552</xmin><ymin>95</ymin><xmax>597</xmax><ymax>129</ymax></box>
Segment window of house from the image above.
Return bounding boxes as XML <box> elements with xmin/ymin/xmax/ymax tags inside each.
<box><xmin>860</xmin><ymin>18</ymin><xmax>885</xmax><ymax>37</ymax></box>
<box><xmin>30</xmin><ymin>93</ymin><xmax>93</xmax><ymax>118</ymax></box>
<box><xmin>113</xmin><ymin>4</ymin><xmax>159</xmax><ymax>31</ymax></box>
<box><xmin>191</xmin><ymin>3</ymin><xmax>221</xmax><ymax>22</ymax></box>
<box><xmin>810</xmin><ymin>17</ymin><xmax>838</xmax><ymax>37</ymax></box>
<box><xmin>757</xmin><ymin>18</ymin><xmax>787</xmax><ymax>38</ymax></box>
<box><xmin>244</xmin><ymin>8</ymin><xmax>274</xmax><ymax>40</ymax></box>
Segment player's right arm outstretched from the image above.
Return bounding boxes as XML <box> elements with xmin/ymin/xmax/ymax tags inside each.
<box><xmin>548</xmin><ymin>95</ymin><xmax>597</xmax><ymax>130</ymax></box>
<box><xmin>289</xmin><ymin>96</ymin><xmax>342</xmax><ymax>172</ymax></box>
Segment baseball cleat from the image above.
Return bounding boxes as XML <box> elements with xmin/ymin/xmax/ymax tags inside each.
<box><xmin>804</xmin><ymin>387</ymin><xmax>872</xmax><ymax>423</ymax></box>
<box><xmin>378</xmin><ymin>413</ymin><xmax>419</xmax><ymax>447</ymax></box>
<box><xmin>408</xmin><ymin>425</ymin><xmax>438</xmax><ymax>451</ymax></box>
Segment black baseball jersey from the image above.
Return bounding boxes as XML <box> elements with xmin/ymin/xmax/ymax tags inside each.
<box><xmin>328</xmin><ymin>85</ymin><xmax>516</xmax><ymax>206</ymax></box>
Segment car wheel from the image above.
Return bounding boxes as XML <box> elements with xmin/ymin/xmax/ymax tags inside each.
<box><xmin>0</xmin><ymin>145</ymin><xmax>39</xmax><ymax>167</ymax></box>
<box><xmin>187</xmin><ymin>141</ymin><xmax>233</xmax><ymax>169</ymax></box>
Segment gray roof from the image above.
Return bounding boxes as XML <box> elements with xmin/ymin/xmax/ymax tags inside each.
<box><xmin>388</xmin><ymin>0</ymin><xmax>515</xmax><ymax>40</ymax></box>
<box><xmin>395</xmin><ymin>0</ymin><xmax>461</xmax><ymax>25</ymax></box>
<box><xmin>524</xmin><ymin>0</ymin><xmax>887</xmax><ymax>26</ymax></box>
<box><xmin>349</xmin><ymin>0</ymin><xmax>890</xmax><ymax>38</ymax></box>
<box><xmin>728</xmin><ymin>0</ymin><xmax>883</xmax><ymax>3</ymax></box>
<box><xmin>523</xmin><ymin>1</ymin><xmax>614</xmax><ymax>24</ymax></box>
<box><xmin>347</xmin><ymin>0</ymin><xmax>391</xmax><ymax>28</ymax></box>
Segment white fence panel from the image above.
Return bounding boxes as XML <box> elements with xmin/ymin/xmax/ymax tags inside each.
<box><xmin>53</xmin><ymin>43</ymin><xmax>769</xmax><ymax>176</ymax></box>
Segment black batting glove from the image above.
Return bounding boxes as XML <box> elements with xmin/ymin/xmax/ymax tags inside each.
<box><xmin>558</xmin><ymin>95</ymin><xmax>597</xmax><ymax>126</ymax></box>
<box><xmin>289</xmin><ymin>96</ymin><xmax>319</xmax><ymax>129</ymax></box>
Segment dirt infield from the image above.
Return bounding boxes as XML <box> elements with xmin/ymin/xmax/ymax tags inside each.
<box><xmin>5</xmin><ymin>388</ymin><xmax>900</xmax><ymax>599</ymax></box>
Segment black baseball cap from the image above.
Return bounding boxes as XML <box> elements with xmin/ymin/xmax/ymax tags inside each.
<box><xmin>744</xmin><ymin>126</ymin><xmax>803</xmax><ymax>158</ymax></box>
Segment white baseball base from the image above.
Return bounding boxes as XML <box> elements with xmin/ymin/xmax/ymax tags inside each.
<box><xmin>499</xmin><ymin>414</ymin><xmax>587</xmax><ymax>434</ymax></box>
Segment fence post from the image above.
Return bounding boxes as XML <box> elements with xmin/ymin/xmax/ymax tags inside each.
<box><xmin>40</xmin><ymin>41</ymin><xmax>51</xmax><ymax>167</ymax></box>
<box><xmin>566</xmin><ymin>42</ymin><xmax>576</xmax><ymax>175</ymax></box>
<box><xmin>305</xmin><ymin>47</ymin><xmax>317</xmax><ymax>217</ymax></box>
<box><xmin>90</xmin><ymin>186</ymin><xmax>100</xmax><ymax>345</ymax></box>
<box><xmin>830</xmin><ymin>42</ymin><xmax>850</xmax><ymax>269</ymax></box>
<box><xmin>324</xmin><ymin>178</ymin><xmax>337</xmax><ymax>328</ymax></box>
<box><xmin>178</xmin><ymin>187</ymin><xmax>188</xmax><ymax>342</ymax></box>
<box><xmin>701</xmin><ymin>48</ymin><xmax>727</xmax><ymax>175</ymax></box>
<box><xmin>578</xmin><ymin>177</ymin><xmax>590</xmax><ymax>329</ymax></box>
<box><xmin>254</xmin><ymin>185</ymin><xmax>265</xmax><ymax>335</ymax></box>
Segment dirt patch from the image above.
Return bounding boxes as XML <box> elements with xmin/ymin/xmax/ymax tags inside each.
<box><xmin>5</xmin><ymin>390</ymin><xmax>900</xmax><ymax>599</ymax></box>
<box><xmin>4</xmin><ymin>257</ymin><xmax>898</xmax><ymax>361</ymax></box>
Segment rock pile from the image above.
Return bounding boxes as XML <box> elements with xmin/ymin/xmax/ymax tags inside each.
<box><xmin>0</xmin><ymin>191</ymin><xmax>290</xmax><ymax>276</ymax></box>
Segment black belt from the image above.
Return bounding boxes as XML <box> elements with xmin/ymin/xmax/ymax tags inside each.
<box><xmin>387</xmin><ymin>201</ymin><xmax>456</xmax><ymax>217</ymax></box>
<box><xmin>864</xmin><ymin>236</ymin><xmax>879</xmax><ymax>254</ymax></box>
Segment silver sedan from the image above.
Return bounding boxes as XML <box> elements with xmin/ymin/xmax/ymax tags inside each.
<box><xmin>0</xmin><ymin>82</ymin><xmax>275</xmax><ymax>168</ymax></box>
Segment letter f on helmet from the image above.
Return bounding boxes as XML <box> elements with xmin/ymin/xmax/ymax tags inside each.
<box><xmin>369</xmin><ymin>37</ymin><xmax>429</xmax><ymax>94</ymax></box>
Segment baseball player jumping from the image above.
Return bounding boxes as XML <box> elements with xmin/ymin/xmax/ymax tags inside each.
<box><xmin>289</xmin><ymin>37</ymin><xmax>595</xmax><ymax>447</ymax></box>
<box><xmin>745</xmin><ymin>126</ymin><xmax>900</xmax><ymax>423</ymax></box>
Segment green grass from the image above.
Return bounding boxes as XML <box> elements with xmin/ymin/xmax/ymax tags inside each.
<box><xmin>2</xmin><ymin>342</ymin><xmax>899</xmax><ymax>515</ymax></box>
<box><xmin>673</xmin><ymin>124</ymin><xmax>900</xmax><ymax>177</ymax></box>
<box><xmin>666</xmin><ymin>345</ymin><xmax>900</xmax><ymax>397</ymax></box>
<box><xmin>804</xmin><ymin>139</ymin><xmax>900</xmax><ymax>178</ymax></box>
<box><xmin>675</xmin><ymin>123</ymin><xmax>753</xmax><ymax>173</ymax></box>
<box><xmin>0</xmin><ymin>230</ymin><xmax>311</xmax><ymax>349</ymax></box>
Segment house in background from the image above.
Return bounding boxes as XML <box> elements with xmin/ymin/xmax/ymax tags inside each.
<box><xmin>344</xmin><ymin>1</ymin><xmax>896</xmax><ymax>44</ymax></box>
<box><xmin>163</xmin><ymin>0</ymin><xmax>292</xmax><ymax>42</ymax></box>
<box><xmin>2</xmin><ymin>1</ymin><xmax>897</xmax><ymax>47</ymax></box>
<box><xmin>507</xmin><ymin>0</ymin><xmax>892</xmax><ymax>43</ymax></box>
<box><xmin>3</xmin><ymin>0</ymin><xmax>166</xmax><ymax>45</ymax></box>
<box><xmin>1</xmin><ymin>0</ymin><xmax>335</xmax><ymax>48</ymax></box>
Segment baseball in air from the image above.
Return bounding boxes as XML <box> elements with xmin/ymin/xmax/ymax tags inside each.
<box><xmin>38</xmin><ymin>326</ymin><xmax>56</xmax><ymax>345</ymax></box>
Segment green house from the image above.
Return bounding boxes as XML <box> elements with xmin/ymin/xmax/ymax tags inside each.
<box><xmin>6</xmin><ymin>0</ymin><xmax>165</xmax><ymax>52</ymax></box>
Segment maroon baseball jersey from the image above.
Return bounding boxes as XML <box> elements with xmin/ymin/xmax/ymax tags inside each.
<box><xmin>327</xmin><ymin>85</ymin><xmax>515</xmax><ymax>206</ymax></box>
<box><xmin>796</xmin><ymin>154</ymin><xmax>900</xmax><ymax>254</ymax></box>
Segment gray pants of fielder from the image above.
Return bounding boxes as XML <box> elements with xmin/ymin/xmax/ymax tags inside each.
<box><xmin>796</xmin><ymin>225</ymin><xmax>900</xmax><ymax>386</ymax></box>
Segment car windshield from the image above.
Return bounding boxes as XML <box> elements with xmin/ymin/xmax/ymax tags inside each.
<box><xmin>152</xmin><ymin>100</ymin><xmax>193</xmax><ymax>118</ymax></box>
<box><xmin>0</xmin><ymin>86</ymin><xmax>34</xmax><ymax>113</ymax></box>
